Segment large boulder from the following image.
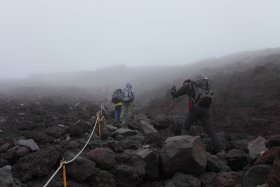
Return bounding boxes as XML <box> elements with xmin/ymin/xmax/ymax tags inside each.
<box><xmin>265</xmin><ymin>135</ymin><xmax>280</xmax><ymax>148</ymax></box>
<box><xmin>248</xmin><ymin>137</ymin><xmax>267</xmax><ymax>161</ymax></box>
<box><xmin>104</xmin><ymin>141</ymin><xmax>124</xmax><ymax>153</ymax></box>
<box><xmin>165</xmin><ymin>172</ymin><xmax>201</xmax><ymax>187</ymax></box>
<box><xmin>66</xmin><ymin>154</ymin><xmax>98</xmax><ymax>182</ymax></box>
<box><xmin>5</xmin><ymin>146</ymin><xmax>31</xmax><ymax>164</ymax></box>
<box><xmin>160</xmin><ymin>135</ymin><xmax>207</xmax><ymax>176</ymax></box>
<box><xmin>136</xmin><ymin>149</ymin><xmax>159</xmax><ymax>179</ymax></box>
<box><xmin>92</xmin><ymin>170</ymin><xmax>116</xmax><ymax>187</ymax></box>
<box><xmin>115</xmin><ymin>153</ymin><xmax>146</xmax><ymax>175</ymax></box>
<box><xmin>0</xmin><ymin>143</ymin><xmax>13</xmax><ymax>153</ymax></box>
<box><xmin>243</xmin><ymin>164</ymin><xmax>271</xmax><ymax>187</ymax></box>
<box><xmin>12</xmin><ymin>146</ymin><xmax>61</xmax><ymax>182</ymax></box>
<box><xmin>86</xmin><ymin>147</ymin><xmax>116</xmax><ymax>169</ymax></box>
<box><xmin>111</xmin><ymin>164</ymin><xmax>142</xmax><ymax>187</ymax></box>
<box><xmin>0</xmin><ymin>165</ymin><xmax>15</xmax><ymax>187</ymax></box>
<box><xmin>255</xmin><ymin>146</ymin><xmax>280</xmax><ymax>165</ymax></box>
<box><xmin>267</xmin><ymin>159</ymin><xmax>280</xmax><ymax>187</ymax></box>
<box><xmin>225</xmin><ymin>149</ymin><xmax>248</xmax><ymax>171</ymax></box>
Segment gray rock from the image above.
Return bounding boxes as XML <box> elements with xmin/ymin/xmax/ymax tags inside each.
<box><xmin>243</xmin><ymin>165</ymin><xmax>271</xmax><ymax>187</ymax></box>
<box><xmin>127</xmin><ymin>135</ymin><xmax>145</xmax><ymax>144</ymax></box>
<box><xmin>0</xmin><ymin>117</ymin><xmax>6</xmax><ymax>124</ymax></box>
<box><xmin>104</xmin><ymin>141</ymin><xmax>124</xmax><ymax>153</ymax></box>
<box><xmin>12</xmin><ymin>146</ymin><xmax>61</xmax><ymax>182</ymax></box>
<box><xmin>140</xmin><ymin>120</ymin><xmax>158</xmax><ymax>135</ymax></box>
<box><xmin>0</xmin><ymin>165</ymin><xmax>15</xmax><ymax>186</ymax></box>
<box><xmin>206</xmin><ymin>153</ymin><xmax>230</xmax><ymax>172</ymax></box>
<box><xmin>225</xmin><ymin>149</ymin><xmax>248</xmax><ymax>171</ymax></box>
<box><xmin>116</xmin><ymin>153</ymin><xmax>146</xmax><ymax>176</ymax></box>
<box><xmin>22</xmin><ymin>131</ymin><xmax>54</xmax><ymax>144</ymax></box>
<box><xmin>165</xmin><ymin>172</ymin><xmax>201</xmax><ymax>187</ymax></box>
<box><xmin>92</xmin><ymin>170</ymin><xmax>116</xmax><ymax>187</ymax></box>
<box><xmin>161</xmin><ymin>135</ymin><xmax>207</xmax><ymax>176</ymax></box>
<box><xmin>0</xmin><ymin>143</ymin><xmax>12</xmax><ymax>153</ymax></box>
<box><xmin>106</xmin><ymin>124</ymin><xmax>118</xmax><ymax>132</ymax></box>
<box><xmin>66</xmin><ymin>154</ymin><xmax>98</xmax><ymax>182</ymax></box>
<box><xmin>44</xmin><ymin>126</ymin><xmax>65</xmax><ymax>139</ymax></box>
<box><xmin>17</xmin><ymin>139</ymin><xmax>40</xmax><ymax>151</ymax></box>
<box><xmin>121</xmin><ymin>139</ymin><xmax>141</xmax><ymax>150</ymax></box>
<box><xmin>248</xmin><ymin>137</ymin><xmax>267</xmax><ymax>161</ymax></box>
<box><xmin>136</xmin><ymin>149</ymin><xmax>159</xmax><ymax>179</ymax></box>
<box><xmin>112</xmin><ymin>128</ymin><xmax>137</xmax><ymax>137</ymax></box>
<box><xmin>111</xmin><ymin>164</ymin><xmax>142</xmax><ymax>187</ymax></box>
<box><xmin>210</xmin><ymin>171</ymin><xmax>243</xmax><ymax>187</ymax></box>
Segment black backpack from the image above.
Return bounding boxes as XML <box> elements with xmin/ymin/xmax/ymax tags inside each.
<box><xmin>112</xmin><ymin>89</ymin><xmax>123</xmax><ymax>104</ymax></box>
<box><xmin>194</xmin><ymin>78</ymin><xmax>213</xmax><ymax>108</ymax></box>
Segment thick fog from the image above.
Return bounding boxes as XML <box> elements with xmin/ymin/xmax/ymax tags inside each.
<box><xmin>0</xmin><ymin>0</ymin><xmax>280</xmax><ymax>79</ymax></box>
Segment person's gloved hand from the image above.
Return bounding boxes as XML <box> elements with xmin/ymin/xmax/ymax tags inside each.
<box><xmin>170</xmin><ymin>86</ymin><xmax>176</xmax><ymax>97</ymax></box>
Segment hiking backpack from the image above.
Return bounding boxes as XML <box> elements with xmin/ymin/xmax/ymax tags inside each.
<box><xmin>112</xmin><ymin>89</ymin><xmax>123</xmax><ymax>104</ymax></box>
<box><xmin>122</xmin><ymin>88</ymin><xmax>134</xmax><ymax>102</ymax></box>
<box><xmin>194</xmin><ymin>78</ymin><xmax>213</xmax><ymax>107</ymax></box>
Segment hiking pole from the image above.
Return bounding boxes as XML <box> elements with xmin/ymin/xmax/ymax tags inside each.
<box><xmin>170</xmin><ymin>86</ymin><xmax>176</xmax><ymax>110</ymax></box>
<box><xmin>170</xmin><ymin>98</ymin><xmax>174</xmax><ymax>110</ymax></box>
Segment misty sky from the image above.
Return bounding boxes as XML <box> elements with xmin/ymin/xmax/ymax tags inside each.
<box><xmin>0</xmin><ymin>0</ymin><xmax>280</xmax><ymax>78</ymax></box>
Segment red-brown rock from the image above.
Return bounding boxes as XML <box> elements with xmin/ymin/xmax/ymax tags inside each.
<box><xmin>254</xmin><ymin>146</ymin><xmax>280</xmax><ymax>165</ymax></box>
<box><xmin>267</xmin><ymin>159</ymin><xmax>280</xmax><ymax>187</ymax></box>
<box><xmin>86</xmin><ymin>147</ymin><xmax>116</xmax><ymax>169</ymax></box>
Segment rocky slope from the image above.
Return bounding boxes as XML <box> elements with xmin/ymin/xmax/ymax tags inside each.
<box><xmin>0</xmin><ymin>48</ymin><xmax>280</xmax><ymax>187</ymax></box>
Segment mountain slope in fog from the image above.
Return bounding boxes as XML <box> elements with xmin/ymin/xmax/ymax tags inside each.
<box><xmin>141</xmin><ymin>51</ymin><xmax>280</xmax><ymax>136</ymax></box>
<box><xmin>0</xmin><ymin>47</ymin><xmax>279</xmax><ymax>99</ymax></box>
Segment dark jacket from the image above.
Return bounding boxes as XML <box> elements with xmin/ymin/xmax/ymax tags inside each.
<box><xmin>172</xmin><ymin>83</ymin><xmax>196</xmax><ymax>101</ymax></box>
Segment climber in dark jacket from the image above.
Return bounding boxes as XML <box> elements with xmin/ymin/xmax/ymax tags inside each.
<box><xmin>171</xmin><ymin>78</ymin><xmax>225</xmax><ymax>154</ymax></box>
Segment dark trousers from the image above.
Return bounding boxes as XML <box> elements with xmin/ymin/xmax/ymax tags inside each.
<box><xmin>182</xmin><ymin>104</ymin><xmax>223</xmax><ymax>151</ymax></box>
<box><xmin>114</xmin><ymin>106</ymin><xmax>122</xmax><ymax>124</ymax></box>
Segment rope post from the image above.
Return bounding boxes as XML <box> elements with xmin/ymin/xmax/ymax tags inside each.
<box><xmin>62</xmin><ymin>160</ymin><xmax>67</xmax><ymax>187</ymax></box>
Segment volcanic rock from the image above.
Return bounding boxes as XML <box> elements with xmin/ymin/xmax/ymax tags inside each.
<box><xmin>209</xmin><ymin>171</ymin><xmax>243</xmax><ymax>187</ymax></box>
<box><xmin>243</xmin><ymin>164</ymin><xmax>271</xmax><ymax>187</ymax></box>
<box><xmin>248</xmin><ymin>136</ymin><xmax>267</xmax><ymax>161</ymax></box>
<box><xmin>206</xmin><ymin>153</ymin><xmax>230</xmax><ymax>172</ymax></box>
<box><xmin>111</xmin><ymin>164</ymin><xmax>142</xmax><ymax>187</ymax></box>
<box><xmin>12</xmin><ymin>146</ymin><xmax>61</xmax><ymax>182</ymax></box>
<box><xmin>86</xmin><ymin>147</ymin><xmax>116</xmax><ymax>169</ymax></box>
<box><xmin>104</xmin><ymin>140</ymin><xmax>124</xmax><ymax>153</ymax></box>
<box><xmin>165</xmin><ymin>172</ymin><xmax>201</xmax><ymax>187</ymax></box>
<box><xmin>255</xmin><ymin>146</ymin><xmax>280</xmax><ymax>165</ymax></box>
<box><xmin>17</xmin><ymin>139</ymin><xmax>40</xmax><ymax>151</ymax></box>
<box><xmin>92</xmin><ymin>170</ymin><xmax>116</xmax><ymax>187</ymax></box>
<box><xmin>267</xmin><ymin>159</ymin><xmax>280</xmax><ymax>187</ymax></box>
<box><xmin>115</xmin><ymin>153</ymin><xmax>146</xmax><ymax>175</ymax></box>
<box><xmin>225</xmin><ymin>149</ymin><xmax>248</xmax><ymax>171</ymax></box>
<box><xmin>0</xmin><ymin>165</ymin><xmax>15</xmax><ymax>187</ymax></box>
<box><xmin>140</xmin><ymin>119</ymin><xmax>157</xmax><ymax>135</ymax></box>
<box><xmin>112</xmin><ymin>128</ymin><xmax>137</xmax><ymax>137</ymax></box>
<box><xmin>160</xmin><ymin>135</ymin><xmax>207</xmax><ymax>176</ymax></box>
<box><xmin>136</xmin><ymin>149</ymin><xmax>159</xmax><ymax>179</ymax></box>
<box><xmin>66</xmin><ymin>155</ymin><xmax>98</xmax><ymax>182</ymax></box>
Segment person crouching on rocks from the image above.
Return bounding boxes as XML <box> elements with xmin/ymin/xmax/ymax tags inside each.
<box><xmin>170</xmin><ymin>77</ymin><xmax>225</xmax><ymax>155</ymax></box>
<box><xmin>120</xmin><ymin>82</ymin><xmax>135</xmax><ymax>128</ymax></box>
